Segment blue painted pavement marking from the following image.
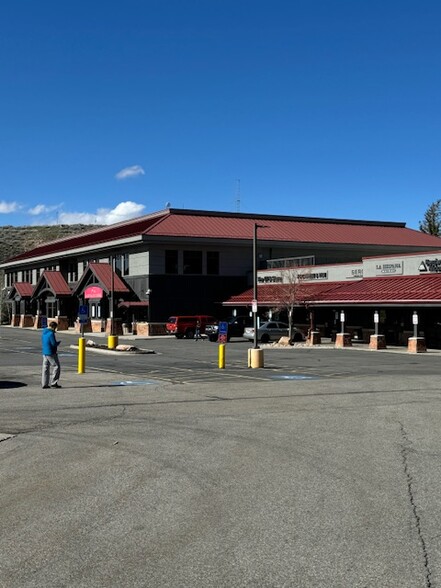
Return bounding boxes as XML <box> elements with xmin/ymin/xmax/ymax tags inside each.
<box><xmin>271</xmin><ymin>374</ymin><xmax>319</xmax><ymax>380</ymax></box>
<box><xmin>109</xmin><ymin>380</ymin><xmax>157</xmax><ymax>387</ymax></box>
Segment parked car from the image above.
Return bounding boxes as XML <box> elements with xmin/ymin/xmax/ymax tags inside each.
<box><xmin>205</xmin><ymin>315</ymin><xmax>253</xmax><ymax>342</ymax></box>
<box><xmin>166</xmin><ymin>315</ymin><xmax>217</xmax><ymax>339</ymax></box>
<box><xmin>243</xmin><ymin>321</ymin><xmax>305</xmax><ymax>344</ymax></box>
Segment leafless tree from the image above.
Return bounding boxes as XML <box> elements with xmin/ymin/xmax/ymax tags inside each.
<box><xmin>274</xmin><ymin>268</ymin><xmax>306</xmax><ymax>341</ymax></box>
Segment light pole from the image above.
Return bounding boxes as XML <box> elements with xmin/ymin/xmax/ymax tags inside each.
<box><xmin>147</xmin><ymin>288</ymin><xmax>152</xmax><ymax>323</ymax></box>
<box><xmin>110</xmin><ymin>255</ymin><xmax>115</xmax><ymax>336</ymax></box>
<box><xmin>253</xmin><ymin>223</ymin><xmax>267</xmax><ymax>350</ymax></box>
<box><xmin>413</xmin><ymin>310</ymin><xmax>418</xmax><ymax>338</ymax></box>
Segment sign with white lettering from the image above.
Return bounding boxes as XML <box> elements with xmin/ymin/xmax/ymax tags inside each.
<box><xmin>78</xmin><ymin>305</ymin><xmax>89</xmax><ymax>324</ymax></box>
<box><xmin>218</xmin><ymin>321</ymin><xmax>228</xmax><ymax>344</ymax></box>
<box><xmin>84</xmin><ymin>286</ymin><xmax>104</xmax><ymax>299</ymax></box>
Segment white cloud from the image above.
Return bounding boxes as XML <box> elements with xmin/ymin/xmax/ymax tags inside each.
<box><xmin>53</xmin><ymin>201</ymin><xmax>146</xmax><ymax>225</ymax></box>
<box><xmin>115</xmin><ymin>165</ymin><xmax>145</xmax><ymax>180</ymax></box>
<box><xmin>28</xmin><ymin>203</ymin><xmax>61</xmax><ymax>215</ymax></box>
<box><xmin>96</xmin><ymin>201</ymin><xmax>146</xmax><ymax>224</ymax></box>
<box><xmin>27</xmin><ymin>200</ymin><xmax>146</xmax><ymax>226</ymax></box>
<box><xmin>0</xmin><ymin>200</ymin><xmax>20</xmax><ymax>213</ymax></box>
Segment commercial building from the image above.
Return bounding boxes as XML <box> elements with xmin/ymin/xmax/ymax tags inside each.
<box><xmin>225</xmin><ymin>249</ymin><xmax>441</xmax><ymax>346</ymax></box>
<box><xmin>2</xmin><ymin>207</ymin><xmax>441</xmax><ymax>338</ymax></box>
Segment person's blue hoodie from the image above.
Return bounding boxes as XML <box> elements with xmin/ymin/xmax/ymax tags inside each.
<box><xmin>42</xmin><ymin>326</ymin><xmax>60</xmax><ymax>356</ymax></box>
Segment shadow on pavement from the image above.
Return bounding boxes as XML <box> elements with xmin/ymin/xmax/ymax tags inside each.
<box><xmin>0</xmin><ymin>381</ymin><xmax>27</xmax><ymax>389</ymax></box>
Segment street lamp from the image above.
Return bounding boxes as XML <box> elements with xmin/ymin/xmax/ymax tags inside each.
<box><xmin>110</xmin><ymin>255</ymin><xmax>115</xmax><ymax>336</ymax></box>
<box><xmin>253</xmin><ymin>223</ymin><xmax>267</xmax><ymax>350</ymax></box>
<box><xmin>374</xmin><ymin>310</ymin><xmax>379</xmax><ymax>335</ymax></box>
<box><xmin>412</xmin><ymin>310</ymin><xmax>418</xmax><ymax>338</ymax></box>
<box><xmin>147</xmin><ymin>288</ymin><xmax>152</xmax><ymax>323</ymax></box>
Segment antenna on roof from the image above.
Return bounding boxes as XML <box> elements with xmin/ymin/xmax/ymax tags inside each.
<box><xmin>235</xmin><ymin>179</ymin><xmax>241</xmax><ymax>212</ymax></box>
<box><xmin>165</xmin><ymin>201</ymin><xmax>171</xmax><ymax>209</ymax></box>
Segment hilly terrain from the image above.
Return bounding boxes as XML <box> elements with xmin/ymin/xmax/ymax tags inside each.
<box><xmin>0</xmin><ymin>224</ymin><xmax>102</xmax><ymax>322</ymax></box>
<box><xmin>0</xmin><ymin>224</ymin><xmax>102</xmax><ymax>264</ymax></box>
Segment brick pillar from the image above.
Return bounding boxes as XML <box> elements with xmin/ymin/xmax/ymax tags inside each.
<box><xmin>407</xmin><ymin>337</ymin><xmax>426</xmax><ymax>353</ymax></box>
<box><xmin>335</xmin><ymin>332</ymin><xmax>352</xmax><ymax>348</ymax></box>
<box><xmin>369</xmin><ymin>334</ymin><xmax>387</xmax><ymax>350</ymax></box>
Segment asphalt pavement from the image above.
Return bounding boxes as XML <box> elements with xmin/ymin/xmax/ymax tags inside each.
<box><xmin>2</xmin><ymin>326</ymin><xmax>441</xmax><ymax>587</ymax></box>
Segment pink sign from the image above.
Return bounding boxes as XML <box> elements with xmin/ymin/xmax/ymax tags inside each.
<box><xmin>84</xmin><ymin>286</ymin><xmax>103</xmax><ymax>299</ymax></box>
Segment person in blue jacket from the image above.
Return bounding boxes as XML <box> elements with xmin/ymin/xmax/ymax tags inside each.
<box><xmin>41</xmin><ymin>321</ymin><xmax>61</xmax><ymax>389</ymax></box>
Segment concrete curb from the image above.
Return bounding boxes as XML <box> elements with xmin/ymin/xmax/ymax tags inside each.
<box><xmin>69</xmin><ymin>344</ymin><xmax>155</xmax><ymax>355</ymax></box>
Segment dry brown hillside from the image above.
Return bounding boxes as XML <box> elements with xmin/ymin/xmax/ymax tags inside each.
<box><xmin>0</xmin><ymin>224</ymin><xmax>102</xmax><ymax>322</ymax></box>
<box><xmin>0</xmin><ymin>224</ymin><xmax>101</xmax><ymax>264</ymax></box>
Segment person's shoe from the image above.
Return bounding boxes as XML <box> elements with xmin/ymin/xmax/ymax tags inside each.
<box><xmin>50</xmin><ymin>384</ymin><xmax>62</xmax><ymax>388</ymax></box>
<box><xmin>42</xmin><ymin>385</ymin><xmax>49</xmax><ymax>389</ymax></box>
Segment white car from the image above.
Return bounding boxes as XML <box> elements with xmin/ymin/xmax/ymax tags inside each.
<box><xmin>243</xmin><ymin>321</ymin><xmax>305</xmax><ymax>344</ymax></box>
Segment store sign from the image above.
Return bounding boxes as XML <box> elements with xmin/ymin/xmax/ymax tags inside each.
<box><xmin>375</xmin><ymin>262</ymin><xmax>403</xmax><ymax>275</ymax></box>
<box><xmin>257</xmin><ymin>275</ymin><xmax>283</xmax><ymax>283</ymax></box>
<box><xmin>84</xmin><ymin>286</ymin><xmax>104</xmax><ymax>299</ymax></box>
<box><xmin>350</xmin><ymin>268</ymin><xmax>363</xmax><ymax>278</ymax></box>
<box><xmin>418</xmin><ymin>258</ymin><xmax>441</xmax><ymax>273</ymax></box>
<box><xmin>298</xmin><ymin>271</ymin><xmax>328</xmax><ymax>281</ymax></box>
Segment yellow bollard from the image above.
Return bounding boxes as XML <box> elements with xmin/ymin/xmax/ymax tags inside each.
<box><xmin>249</xmin><ymin>348</ymin><xmax>264</xmax><ymax>368</ymax></box>
<box><xmin>78</xmin><ymin>337</ymin><xmax>86</xmax><ymax>374</ymax></box>
<box><xmin>108</xmin><ymin>335</ymin><xmax>118</xmax><ymax>349</ymax></box>
<box><xmin>218</xmin><ymin>343</ymin><xmax>226</xmax><ymax>369</ymax></box>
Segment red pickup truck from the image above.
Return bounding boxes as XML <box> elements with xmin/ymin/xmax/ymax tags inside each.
<box><xmin>166</xmin><ymin>315</ymin><xmax>217</xmax><ymax>339</ymax></box>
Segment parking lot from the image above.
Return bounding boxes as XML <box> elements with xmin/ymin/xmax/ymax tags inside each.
<box><xmin>2</xmin><ymin>326</ymin><xmax>441</xmax><ymax>587</ymax></box>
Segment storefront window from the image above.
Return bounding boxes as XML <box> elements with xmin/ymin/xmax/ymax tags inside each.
<box><xmin>165</xmin><ymin>250</ymin><xmax>178</xmax><ymax>274</ymax></box>
<box><xmin>207</xmin><ymin>251</ymin><xmax>220</xmax><ymax>275</ymax></box>
<box><xmin>183</xmin><ymin>251</ymin><xmax>202</xmax><ymax>274</ymax></box>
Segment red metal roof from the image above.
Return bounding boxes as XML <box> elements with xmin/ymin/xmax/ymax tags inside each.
<box><xmin>37</xmin><ymin>271</ymin><xmax>72</xmax><ymax>296</ymax></box>
<box><xmin>6</xmin><ymin>211</ymin><xmax>167</xmax><ymax>263</ymax></box>
<box><xmin>313</xmin><ymin>274</ymin><xmax>441</xmax><ymax>305</ymax></box>
<box><xmin>148</xmin><ymin>212</ymin><xmax>441</xmax><ymax>247</ymax></box>
<box><xmin>11</xmin><ymin>282</ymin><xmax>34</xmax><ymax>297</ymax></box>
<box><xmin>223</xmin><ymin>282</ymin><xmax>350</xmax><ymax>306</ymax></box>
<box><xmin>85</xmin><ymin>263</ymin><xmax>130</xmax><ymax>293</ymax></box>
<box><xmin>5</xmin><ymin>208</ymin><xmax>441</xmax><ymax>264</ymax></box>
<box><xmin>226</xmin><ymin>275</ymin><xmax>441</xmax><ymax>307</ymax></box>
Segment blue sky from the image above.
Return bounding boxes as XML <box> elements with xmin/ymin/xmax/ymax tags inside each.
<box><xmin>1</xmin><ymin>0</ymin><xmax>440</xmax><ymax>228</ymax></box>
